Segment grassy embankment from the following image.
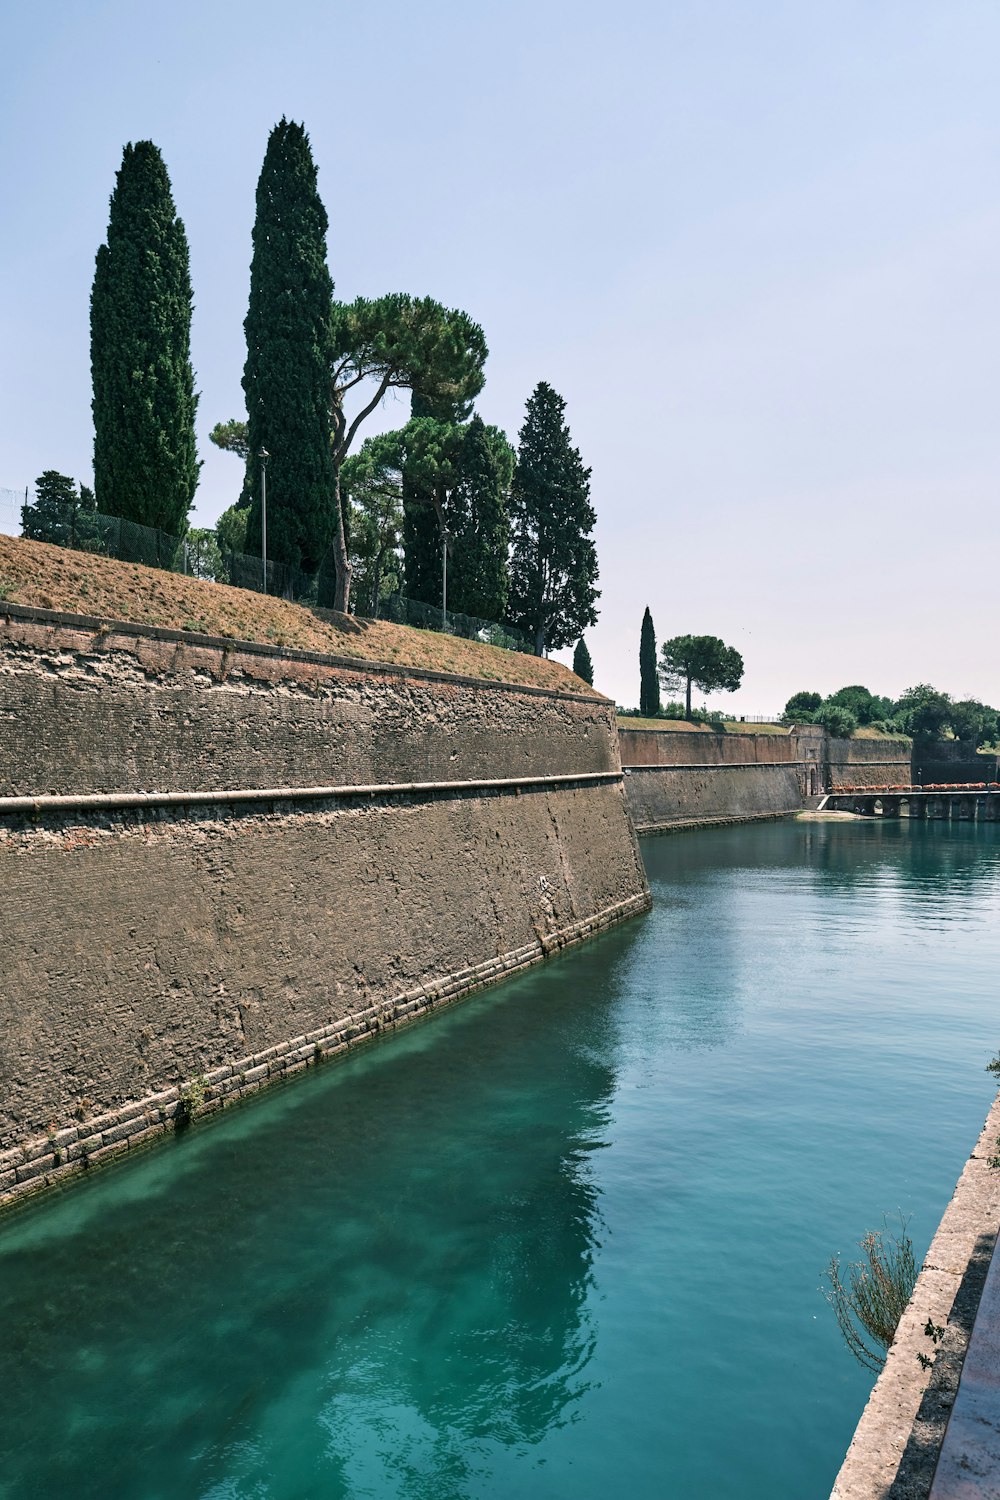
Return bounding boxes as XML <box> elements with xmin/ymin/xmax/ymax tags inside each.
<box><xmin>616</xmin><ymin>714</ymin><xmax>908</xmax><ymax>741</ymax></box>
<box><xmin>0</xmin><ymin>534</ymin><xmax>600</xmax><ymax>696</ymax></box>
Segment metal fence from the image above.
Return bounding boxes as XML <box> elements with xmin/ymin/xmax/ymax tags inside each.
<box><xmin>6</xmin><ymin>492</ymin><xmax>531</xmax><ymax>653</ymax></box>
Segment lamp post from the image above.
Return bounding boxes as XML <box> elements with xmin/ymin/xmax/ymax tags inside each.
<box><xmin>258</xmin><ymin>448</ymin><xmax>269</xmax><ymax>593</ymax></box>
<box><xmin>440</xmin><ymin>523</ymin><xmax>451</xmax><ymax>628</ymax></box>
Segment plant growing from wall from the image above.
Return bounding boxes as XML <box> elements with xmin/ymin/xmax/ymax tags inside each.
<box><xmin>824</xmin><ymin>1214</ymin><xmax>917</xmax><ymax>1371</ymax></box>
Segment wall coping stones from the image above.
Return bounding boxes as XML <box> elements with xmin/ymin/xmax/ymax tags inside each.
<box><xmin>623</xmin><ymin>761</ymin><xmax>809</xmax><ymax>772</ymax></box>
<box><xmin>0</xmin><ymin>887</ymin><xmax>651</xmax><ymax>1217</ymax></box>
<box><xmin>0</xmin><ymin>601</ymin><xmax>602</xmax><ymax>706</ymax></box>
<box><xmin>0</xmin><ymin>769</ymin><xmax>623</xmax><ymax>819</ymax></box>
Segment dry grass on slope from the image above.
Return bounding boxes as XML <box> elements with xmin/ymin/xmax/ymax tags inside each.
<box><xmin>0</xmin><ymin>534</ymin><xmax>599</xmax><ymax>696</ymax></box>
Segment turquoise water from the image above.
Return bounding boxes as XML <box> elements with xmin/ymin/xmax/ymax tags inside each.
<box><xmin>2</xmin><ymin>819</ymin><xmax>1000</xmax><ymax>1499</ymax></box>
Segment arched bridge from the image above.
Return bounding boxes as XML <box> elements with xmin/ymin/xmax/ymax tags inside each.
<box><xmin>821</xmin><ymin>784</ymin><xmax>1000</xmax><ymax>821</ymax></box>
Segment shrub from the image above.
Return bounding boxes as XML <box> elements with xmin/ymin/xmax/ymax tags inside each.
<box><xmin>815</xmin><ymin>703</ymin><xmax>858</xmax><ymax>739</ymax></box>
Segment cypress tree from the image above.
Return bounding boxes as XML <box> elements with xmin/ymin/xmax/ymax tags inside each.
<box><xmin>448</xmin><ymin>416</ymin><xmax>513</xmax><ymax>621</ymax></box>
<box><xmin>507</xmin><ymin>382</ymin><xmax>599</xmax><ymax>655</ymax></box>
<box><xmin>402</xmin><ymin>391</ymin><xmax>447</xmax><ymax>604</ymax></box>
<box><xmin>243</xmin><ymin>119</ymin><xmax>335</xmax><ymax>575</ymax></box>
<box><xmin>640</xmin><ymin>606</ymin><xmax>660</xmax><ymax>717</ymax></box>
<box><xmin>91</xmin><ymin>141</ymin><xmax>198</xmax><ymax>533</ymax></box>
<box><xmin>573</xmin><ymin>637</ymin><xmax>594</xmax><ymax>685</ymax></box>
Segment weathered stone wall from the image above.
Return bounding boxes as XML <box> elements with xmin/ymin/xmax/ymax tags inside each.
<box><xmin>826</xmin><ymin>736</ymin><xmax>912</xmax><ymax>790</ymax></box>
<box><xmin>623</xmin><ymin>764</ymin><xmax>804</xmax><ymax>831</ymax></box>
<box><xmin>0</xmin><ymin>606</ymin><xmax>617</xmax><ymax>795</ymax></box>
<box><xmin>618</xmin><ymin>726</ymin><xmax>808</xmax><ymax>831</ymax></box>
<box><xmin>618</xmin><ymin>728</ymin><xmax>798</xmax><ymax>766</ymax></box>
<box><xmin>0</xmin><ymin>608</ymin><xmax>649</xmax><ymax>1205</ymax></box>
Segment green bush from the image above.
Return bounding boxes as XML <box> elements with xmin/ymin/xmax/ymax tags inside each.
<box><xmin>815</xmin><ymin>703</ymin><xmax>857</xmax><ymax>739</ymax></box>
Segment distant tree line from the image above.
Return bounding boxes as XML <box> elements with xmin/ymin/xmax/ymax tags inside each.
<box><xmin>782</xmin><ymin>684</ymin><xmax>999</xmax><ymax>746</ymax></box>
<box><xmin>27</xmin><ymin>123</ymin><xmax>600</xmax><ymax>658</ymax></box>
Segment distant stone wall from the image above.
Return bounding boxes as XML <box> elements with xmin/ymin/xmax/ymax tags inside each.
<box><xmin>623</xmin><ymin>764</ymin><xmax>804</xmax><ymax>832</ymax></box>
<box><xmin>618</xmin><ymin>726</ymin><xmax>809</xmax><ymax>831</ymax></box>
<box><xmin>0</xmin><ymin>607</ymin><xmax>649</xmax><ymax>1206</ymax></box>
<box><xmin>911</xmin><ymin>740</ymin><xmax>999</xmax><ymax>786</ymax></box>
<box><xmin>617</xmin><ymin>728</ymin><xmax>798</xmax><ymax>766</ymax></box>
<box><xmin>826</xmin><ymin>736</ymin><xmax>912</xmax><ymax>790</ymax></box>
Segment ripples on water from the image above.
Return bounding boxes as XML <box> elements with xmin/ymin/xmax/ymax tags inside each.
<box><xmin>1</xmin><ymin>820</ymin><xmax>999</xmax><ymax>1499</ymax></box>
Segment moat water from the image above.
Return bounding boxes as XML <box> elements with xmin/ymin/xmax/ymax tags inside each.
<box><xmin>2</xmin><ymin>819</ymin><xmax>1000</xmax><ymax>1499</ymax></box>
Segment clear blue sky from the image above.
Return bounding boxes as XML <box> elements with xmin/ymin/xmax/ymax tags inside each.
<box><xmin>2</xmin><ymin>0</ymin><xmax>998</xmax><ymax>711</ymax></box>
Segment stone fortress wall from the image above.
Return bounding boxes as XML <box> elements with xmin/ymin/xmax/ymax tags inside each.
<box><xmin>618</xmin><ymin>724</ymin><xmax>912</xmax><ymax>831</ymax></box>
<box><xmin>0</xmin><ymin>606</ymin><xmax>650</xmax><ymax>1207</ymax></box>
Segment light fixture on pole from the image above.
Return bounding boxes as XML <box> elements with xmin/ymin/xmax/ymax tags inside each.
<box><xmin>258</xmin><ymin>448</ymin><xmax>269</xmax><ymax>593</ymax></box>
<box><xmin>440</xmin><ymin>523</ymin><xmax>451</xmax><ymax>626</ymax></box>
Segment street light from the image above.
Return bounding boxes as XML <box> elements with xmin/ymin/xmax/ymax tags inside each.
<box><xmin>258</xmin><ymin>448</ymin><xmax>269</xmax><ymax>593</ymax></box>
<box><xmin>440</xmin><ymin>523</ymin><xmax>451</xmax><ymax>627</ymax></box>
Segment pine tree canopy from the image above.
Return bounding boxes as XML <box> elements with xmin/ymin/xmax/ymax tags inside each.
<box><xmin>243</xmin><ymin>118</ymin><xmax>335</xmax><ymax>577</ymax></box>
<box><xmin>91</xmin><ymin>140</ymin><xmax>199</xmax><ymax>534</ymax></box>
<box><xmin>573</xmin><ymin>637</ymin><xmax>594</xmax><ymax>685</ymax></box>
<box><xmin>658</xmin><ymin>634</ymin><xmax>744</xmax><ymax>719</ymax></box>
<box><xmin>639</xmin><ymin>606</ymin><xmax>660</xmax><ymax>717</ymax></box>
<box><xmin>209</xmin><ymin>419</ymin><xmax>251</xmax><ymax>511</ymax></box>
<box><xmin>507</xmin><ymin>381</ymin><xmax>599</xmax><ymax>655</ymax></box>
<box><xmin>328</xmin><ymin>295</ymin><xmax>487</xmax><ymax>611</ymax></box>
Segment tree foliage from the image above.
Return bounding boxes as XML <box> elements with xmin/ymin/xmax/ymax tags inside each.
<box><xmin>209</xmin><ymin>419</ymin><xmax>250</xmax><ymax>462</ymax></box>
<box><xmin>327</xmin><ymin>295</ymin><xmax>487</xmax><ymax>611</ymax></box>
<box><xmin>91</xmin><ymin>140</ymin><xmax>199</xmax><ymax>533</ymax></box>
<box><xmin>243</xmin><ymin>119</ymin><xmax>335</xmax><ymax>577</ymax></box>
<box><xmin>341</xmin><ymin>431</ymin><xmax>405</xmax><ymax>617</ymax></box>
<box><xmin>21</xmin><ymin>471</ymin><xmax>98</xmax><ymax>548</ymax></box>
<box><xmin>658</xmin><ymin>634</ymin><xmax>743</xmax><ymax>719</ymax></box>
<box><xmin>573</xmin><ymin>638</ymin><xmax>594</xmax><ymax>685</ymax></box>
<box><xmin>949</xmin><ymin>699</ymin><xmax>999</xmax><ymax>747</ymax></box>
<box><xmin>826</xmin><ymin>685</ymin><xmax>893</xmax><ymax>727</ymax></box>
<box><xmin>209</xmin><ymin>420</ymin><xmax>252</xmax><ymax>512</ymax></box>
<box><xmin>403</xmin><ymin>391</ymin><xmax>451</xmax><ymax>606</ymax></box>
<box><xmin>783</xmin><ymin>691</ymin><xmax>823</xmax><ymax>721</ymax></box>
<box><xmin>893</xmin><ymin>684</ymin><xmax>952</xmax><ymax>742</ymax></box>
<box><xmin>814</xmin><ymin>703</ymin><xmax>858</xmax><ymax>739</ymax></box>
<box><xmin>447</xmin><ymin>417</ymin><xmax>513</xmax><ymax>621</ymax></box>
<box><xmin>639</xmin><ymin>607</ymin><xmax>660</xmax><ymax>718</ymax></box>
<box><xmin>507</xmin><ymin>382</ymin><xmax>599</xmax><ymax>655</ymax></box>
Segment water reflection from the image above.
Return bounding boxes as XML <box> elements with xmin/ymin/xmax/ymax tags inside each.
<box><xmin>0</xmin><ymin>953</ymin><xmax>622</xmax><ymax>1499</ymax></box>
<box><xmin>642</xmin><ymin>818</ymin><xmax>1000</xmax><ymax>908</ymax></box>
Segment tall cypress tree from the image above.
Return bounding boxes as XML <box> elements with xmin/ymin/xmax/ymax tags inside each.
<box><xmin>243</xmin><ymin>119</ymin><xmax>335</xmax><ymax>574</ymax></box>
<box><xmin>402</xmin><ymin>391</ymin><xmax>447</xmax><ymax>604</ymax></box>
<box><xmin>640</xmin><ymin>606</ymin><xmax>660</xmax><ymax>717</ymax></box>
<box><xmin>448</xmin><ymin>417</ymin><xmax>513</xmax><ymax>620</ymax></box>
<box><xmin>507</xmin><ymin>382</ymin><xmax>599</xmax><ymax>655</ymax></box>
<box><xmin>573</xmin><ymin>638</ymin><xmax>594</xmax><ymax>685</ymax></box>
<box><xmin>91</xmin><ymin>141</ymin><xmax>198</xmax><ymax>532</ymax></box>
